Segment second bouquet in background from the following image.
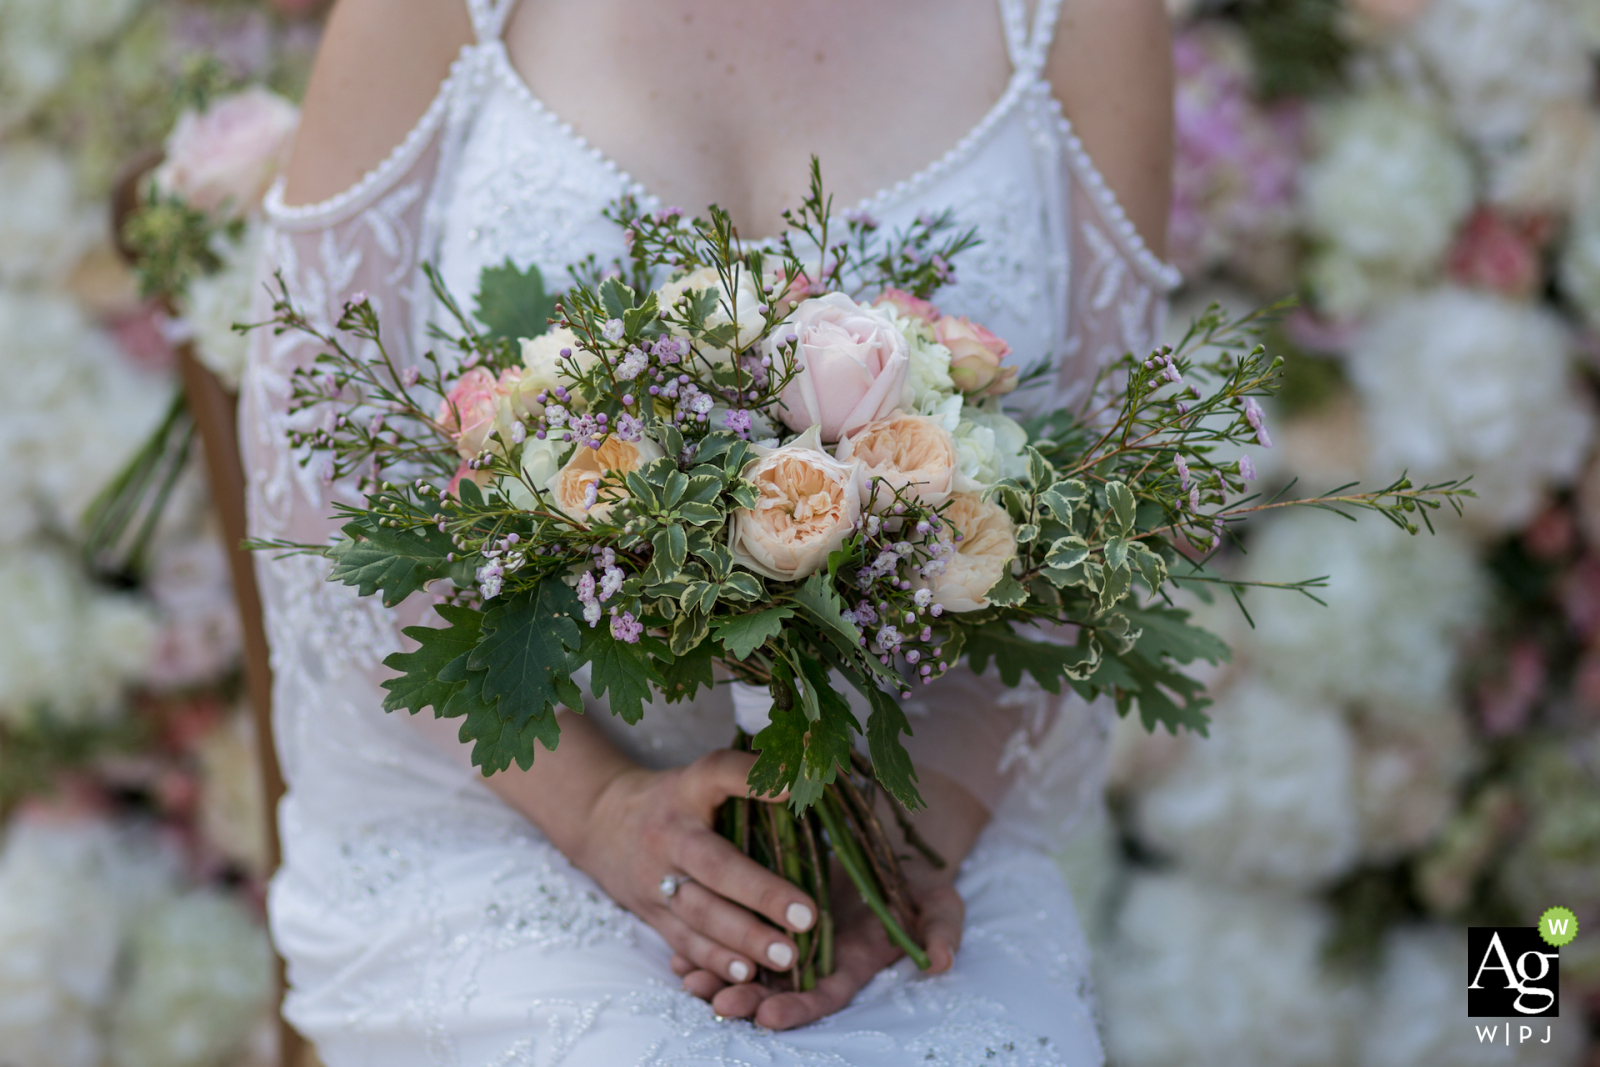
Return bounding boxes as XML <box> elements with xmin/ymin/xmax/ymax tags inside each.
<box><xmin>253</xmin><ymin>162</ymin><xmax>1468</xmax><ymax>990</ymax></box>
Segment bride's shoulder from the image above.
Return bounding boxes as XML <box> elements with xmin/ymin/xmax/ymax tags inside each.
<box><xmin>1046</xmin><ymin>0</ymin><xmax>1173</xmax><ymax>257</ymax></box>
<box><xmin>281</xmin><ymin>0</ymin><xmax>474</xmax><ymax>207</ymax></box>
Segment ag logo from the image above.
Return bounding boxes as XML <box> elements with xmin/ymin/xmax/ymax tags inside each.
<box><xmin>1468</xmin><ymin>927</ymin><xmax>1559</xmax><ymax>1018</ymax></box>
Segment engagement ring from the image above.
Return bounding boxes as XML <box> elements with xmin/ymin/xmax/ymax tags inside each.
<box><xmin>659</xmin><ymin>873</ymin><xmax>691</xmax><ymax>901</ymax></box>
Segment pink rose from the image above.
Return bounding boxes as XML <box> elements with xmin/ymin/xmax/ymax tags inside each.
<box><xmin>152</xmin><ymin>87</ymin><xmax>298</xmax><ymax>218</ymax></box>
<box><xmin>729</xmin><ymin>429</ymin><xmax>865</xmax><ymax>581</ymax></box>
<box><xmin>935</xmin><ymin>315</ymin><xmax>1017</xmax><ymax>397</ymax></box>
<box><xmin>437</xmin><ymin>366</ymin><xmax>501</xmax><ymax>459</ymax></box>
<box><xmin>1446</xmin><ymin>207</ymin><xmax>1545</xmax><ymax>301</ymax></box>
<box><xmin>835</xmin><ymin>413</ymin><xmax>959</xmax><ymax>510</ymax></box>
<box><xmin>874</xmin><ymin>288</ymin><xmax>941</xmax><ymax>327</ymax></box>
<box><xmin>774</xmin><ymin>293</ymin><xmax>909</xmax><ymax>443</ymax></box>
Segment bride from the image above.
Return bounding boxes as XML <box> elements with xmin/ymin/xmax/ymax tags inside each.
<box><xmin>243</xmin><ymin>0</ymin><xmax>1176</xmax><ymax>1063</ymax></box>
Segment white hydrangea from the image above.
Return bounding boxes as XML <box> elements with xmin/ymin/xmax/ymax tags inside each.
<box><xmin>0</xmin><ymin>815</ymin><xmax>164</xmax><ymax>1067</ymax></box>
<box><xmin>1351</xmin><ymin>708</ymin><xmax>1479</xmax><ymax>862</ymax></box>
<box><xmin>0</xmin><ymin>0</ymin><xmax>138</xmax><ymax>130</ymax></box>
<box><xmin>1099</xmin><ymin>872</ymin><xmax>1362</xmax><ymax>1067</ymax></box>
<box><xmin>1347</xmin><ymin>287</ymin><xmax>1594</xmax><ymax>531</ymax></box>
<box><xmin>108</xmin><ymin>890</ymin><xmax>273</xmax><ymax>1067</ymax></box>
<box><xmin>0</xmin><ymin>142</ymin><xmax>102</xmax><ymax>285</ymax></box>
<box><xmin>950</xmin><ymin>408</ymin><xmax>1028</xmax><ymax>488</ymax></box>
<box><xmin>1559</xmin><ymin>193</ymin><xmax>1600</xmax><ymax>332</ymax></box>
<box><xmin>0</xmin><ymin>543</ymin><xmax>156</xmax><ymax>724</ymax></box>
<box><xmin>1239</xmin><ymin>508</ymin><xmax>1485</xmax><ymax>713</ymax></box>
<box><xmin>1398</xmin><ymin>0</ymin><xmax>1592</xmax><ymax>149</ymax></box>
<box><xmin>180</xmin><ymin>225</ymin><xmax>262</xmax><ymax>391</ymax></box>
<box><xmin>1133</xmin><ymin>679</ymin><xmax>1361</xmax><ymax>890</ymax></box>
<box><xmin>1300</xmin><ymin>92</ymin><xmax>1473</xmax><ymax>318</ymax></box>
<box><xmin>1359</xmin><ymin>926</ymin><xmax>1586</xmax><ymax>1067</ymax></box>
<box><xmin>0</xmin><ymin>288</ymin><xmax>172</xmax><ymax>540</ymax></box>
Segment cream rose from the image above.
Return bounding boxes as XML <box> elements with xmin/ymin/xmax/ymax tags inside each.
<box><xmin>729</xmin><ymin>428</ymin><xmax>865</xmax><ymax>581</ymax></box>
<box><xmin>152</xmin><ymin>87</ymin><xmax>298</xmax><ymax>218</ymax></box>
<box><xmin>519</xmin><ymin>327</ymin><xmax>594</xmax><ymax>392</ymax></box>
<box><xmin>773</xmin><ymin>293</ymin><xmax>910</xmax><ymax>442</ymax></box>
<box><xmin>656</xmin><ymin>265</ymin><xmax>765</xmax><ymax>353</ymax></box>
<box><xmin>922</xmin><ymin>493</ymin><xmax>1016</xmax><ymax>613</ymax></box>
<box><xmin>548</xmin><ymin>435</ymin><xmax>664</xmax><ymax>524</ymax></box>
<box><xmin>935</xmin><ymin>314</ymin><xmax>1017</xmax><ymax>397</ymax></box>
<box><xmin>835</xmin><ymin>413</ymin><xmax>958</xmax><ymax>511</ymax></box>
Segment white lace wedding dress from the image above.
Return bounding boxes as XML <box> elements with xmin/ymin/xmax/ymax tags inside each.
<box><xmin>241</xmin><ymin>1</ymin><xmax>1179</xmax><ymax>1063</ymax></box>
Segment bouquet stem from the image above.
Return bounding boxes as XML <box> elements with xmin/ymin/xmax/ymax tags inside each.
<box><xmin>719</xmin><ymin>730</ymin><xmax>933</xmax><ymax>990</ymax></box>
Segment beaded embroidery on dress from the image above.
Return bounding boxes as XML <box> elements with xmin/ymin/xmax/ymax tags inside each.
<box><xmin>241</xmin><ymin>1</ymin><xmax>1178</xmax><ymax>1063</ymax></box>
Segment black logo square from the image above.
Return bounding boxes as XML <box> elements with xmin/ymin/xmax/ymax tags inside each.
<box><xmin>1468</xmin><ymin>927</ymin><xmax>1560</xmax><ymax>1018</ymax></box>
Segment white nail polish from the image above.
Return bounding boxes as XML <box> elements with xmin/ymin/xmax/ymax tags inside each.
<box><xmin>729</xmin><ymin>960</ymin><xmax>751</xmax><ymax>982</ymax></box>
<box><xmin>767</xmin><ymin>942</ymin><xmax>795</xmax><ymax>968</ymax></box>
<box><xmin>786</xmin><ymin>902</ymin><xmax>814</xmax><ymax>931</ymax></box>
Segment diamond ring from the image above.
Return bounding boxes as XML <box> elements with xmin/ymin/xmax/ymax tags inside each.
<box><xmin>659</xmin><ymin>873</ymin><xmax>692</xmax><ymax>902</ymax></box>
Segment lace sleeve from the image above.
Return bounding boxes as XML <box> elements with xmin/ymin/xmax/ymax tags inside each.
<box><xmin>239</xmin><ymin>57</ymin><xmax>480</xmax><ymax>787</ymax></box>
<box><xmin>898</xmin><ymin>153</ymin><xmax>1179</xmax><ymax>851</ymax></box>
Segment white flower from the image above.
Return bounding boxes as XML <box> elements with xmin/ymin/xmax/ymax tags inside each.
<box><xmin>656</xmin><ymin>264</ymin><xmax>766</xmax><ymax>355</ymax></box>
<box><xmin>1300</xmin><ymin>92</ymin><xmax>1473</xmax><ymax>318</ymax></box>
<box><xmin>1239</xmin><ymin>509</ymin><xmax>1485</xmax><ymax>713</ymax></box>
<box><xmin>1487</xmin><ymin>100</ymin><xmax>1600</xmax><ymax>215</ymax></box>
<box><xmin>1559</xmin><ymin>193</ymin><xmax>1600</xmax><ymax>331</ymax></box>
<box><xmin>0</xmin><ymin>288</ymin><xmax>172</xmax><ymax>541</ymax></box>
<box><xmin>107</xmin><ymin>890</ymin><xmax>273</xmax><ymax>1067</ymax></box>
<box><xmin>1099</xmin><ymin>872</ymin><xmax>1363</xmax><ymax>1067</ymax></box>
<box><xmin>0</xmin><ymin>142</ymin><xmax>101</xmax><ymax>285</ymax></box>
<box><xmin>518</xmin><ymin>327</ymin><xmax>595</xmax><ymax>391</ymax></box>
<box><xmin>871</xmin><ymin>305</ymin><xmax>953</xmax><ymax>411</ymax></box>
<box><xmin>949</xmin><ymin>408</ymin><xmax>1028</xmax><ymax>489</ymax></box>
<box><xmin>179</xmin><ymin>224</ymin><xmax>262</xmax><ymax>390</ymax></box>
<box><xmin>1359</xmin><ymin>925</ymin><xmax>1586</xmax><ymax>1067</ymax></box>
<box><xmin>1398</xmin><ymin>0</ymin><xmax>1591</xmax><ymax>149</ymax></box>
<box><xmin>0</xmin><ymin>0</ymin><xmax>139</xmax><ymax>130</ymax></box>
<box><xmin>1348</xmin><ymin>287</ymin><xmax>1594</xmax><ymax>531</ymax></box>
<box><xmin>0</xmin><ymin>814</ymin><xmax>174</xmax><ymax>1067</ymax></box>
<box><xmin>0</xmin><ymin>543</ymin><xmax>157</xmax><ymax>724</ymax></box>
<box><xmin>1133</xmin><ymin>679</ymin><xmax>1361</xmax><ymax>890</ymax></box>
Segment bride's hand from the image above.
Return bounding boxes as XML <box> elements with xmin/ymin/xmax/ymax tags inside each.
<box><xmin>673</xmin><ymin>853</ymin><xmax>966</xmax><ymax>1029</ymax></box>
<box><xmin>570</xmin><ymin>749</ymin><xmax>819</xmax><ymax>988</ymax></box>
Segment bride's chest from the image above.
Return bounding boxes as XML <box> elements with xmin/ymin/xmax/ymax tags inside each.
<box><xmin>433</xmin><ymin>54</ymin><xmax>1068</xmax><ymax>376</ymax></box>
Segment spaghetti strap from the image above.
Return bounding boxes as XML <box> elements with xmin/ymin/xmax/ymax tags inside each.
<box><xmin>997</xmin><ymin>0</ymin><xmax>1064</xmax><ymax>74</ymax></box>
<box><xmin>465</xmin><ymin>0</ymin><xmax>518</xmax><ymax>42</ymax></box>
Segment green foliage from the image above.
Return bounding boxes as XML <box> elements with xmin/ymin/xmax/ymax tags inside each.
<box><xmin>851</xmin><ymin>676</ymin><xmax>923</xmax><ymax>812</ymax></box>
<box><xmin>382</xmin><ymin>605</ymin><xmax>485</xmax><ymax>716</ymax></box>
<box><xmin>1240</xmin><ymin>0</ymin><xmax>1350</xmax><ymax>100</ymax></box>
<box><xmin>122</xmin><ymin>193</ymin><xmax>241</xmax><ymax>301</ymax></box>
<box><xmin>713</xmin><ymin>607</ymin><xmax>795</xmax><ymax>661</ymax></box>
<box><xmin>327</xmin><ymin>519</ymin><xmax>470</xmax><ymax>607</ymax></box>
<box><xmin>473</xmin><ymin>259</ymin><xmax>560</xmax><ymax>343</ymax></box>
<box><xmin>576</xmin><ymin>627</ymin><xmax>664</xmax><ymax>725</ymax></box>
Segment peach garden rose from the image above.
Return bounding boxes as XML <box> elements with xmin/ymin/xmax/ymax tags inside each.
<box><xmin>729</xmin><ymin>429</ymin><xmax>865</xmax><ymax>581</ymax></box>
<box><xmin>921</xmin><ymin>492</ymin><xmax>1016</xmax><ymax>613</ymax></box>
<box><xmin>774</xmin><ymin>293</ymin><xmax>910</xmax><ymax>442</ymax></box>
<box><xmin>549</xmin><ymin>435</ymin><xmax>665</xmax><ymax>524</ymax></box>
<box><xmin>835</xmin><ymin>412</ymin><xmax>959</xmax><ymax>511</ymax></box>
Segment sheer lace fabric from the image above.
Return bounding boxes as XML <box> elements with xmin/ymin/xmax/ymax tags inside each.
<box><xmin>242</xmin><ymin>1</ymin><xmax>1176</xmax><ymax>1062</ymax></box>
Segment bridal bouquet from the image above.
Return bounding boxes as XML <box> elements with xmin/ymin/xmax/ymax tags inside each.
<box><xmin>253</xmin><ymin>163</ymin><xmax>1469</xmax><ymax>989</ymax></box>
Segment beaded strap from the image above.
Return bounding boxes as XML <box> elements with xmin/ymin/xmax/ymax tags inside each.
<box><xmin>465</xmin><ymin>0</ymin><xmax>518</xmax><ymax>43</ymax></box>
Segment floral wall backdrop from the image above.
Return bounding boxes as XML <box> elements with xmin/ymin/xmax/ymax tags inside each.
<box><xmin>3</xmin><ymin>0</ymin><xmax>1600</xmax><ymax>1065</ymax></box>
<box><xmin>1089</xmin><ymin>1</ymin><xmax>1600</xmax><ymax>1065</ymax></box>
<box><xmin>0</xmin><ymin>1</ymin><xmax>319</xmax><ymax>1065</ymax></box>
